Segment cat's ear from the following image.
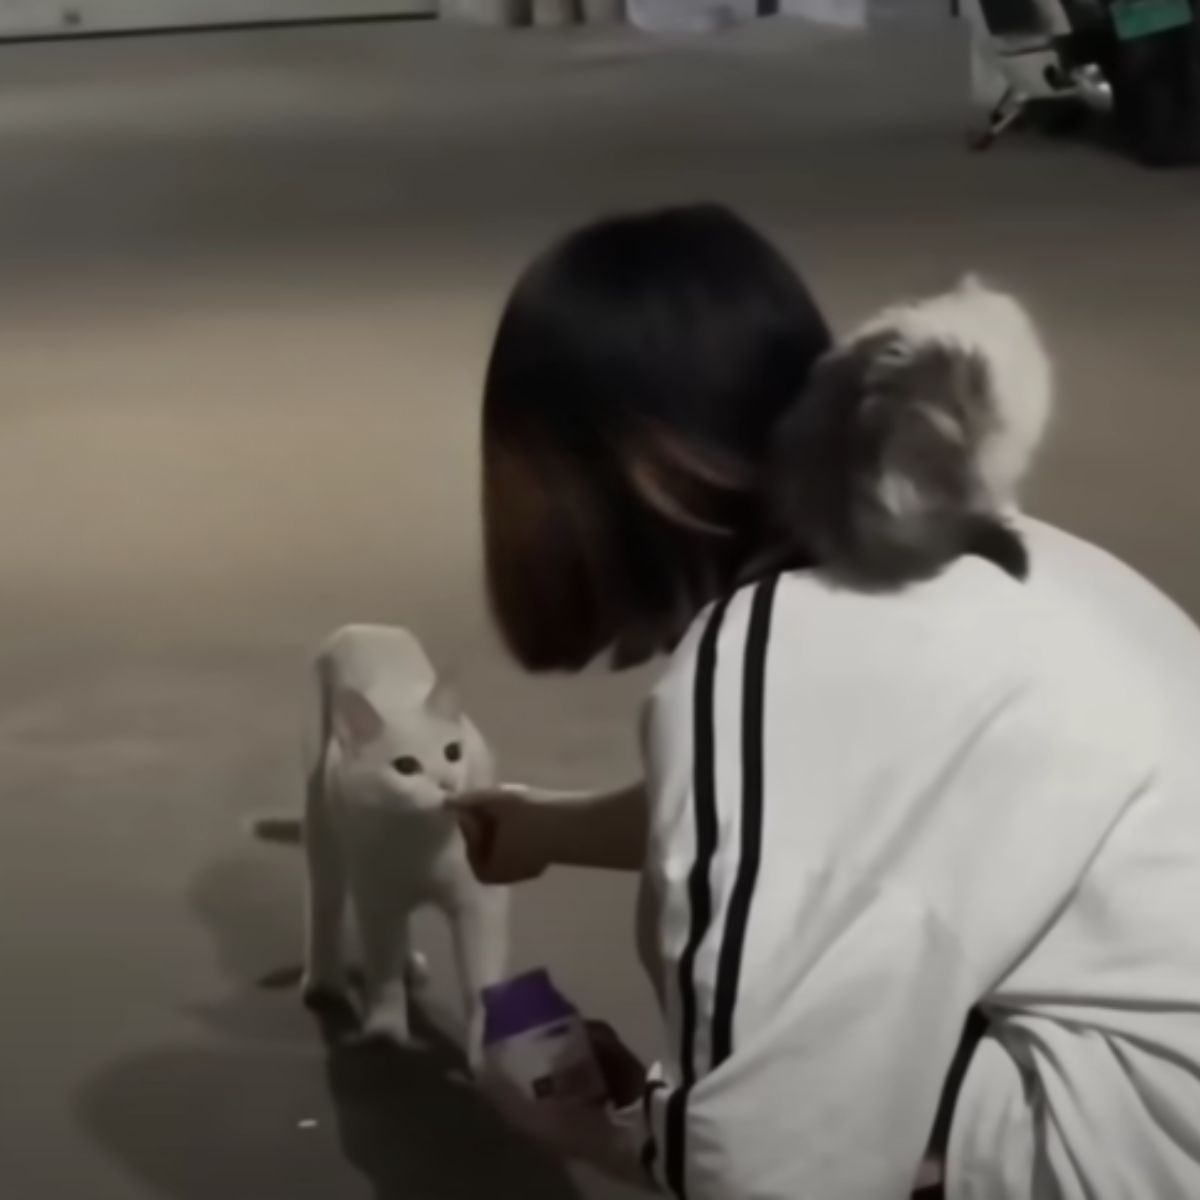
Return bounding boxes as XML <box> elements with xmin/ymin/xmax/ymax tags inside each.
<box><xmin>426</xmin><ymin>675</ymin><xmax>461</xmax><ymax>722</ymax></box>
<box><xmin>332</xmin><ymin>687</ymin><xmax>384</xmax><ymax>750</ymax></box>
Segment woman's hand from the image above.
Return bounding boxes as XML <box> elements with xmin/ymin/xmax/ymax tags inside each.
<box><xmin>586</xmin><ymin>1020</ymin><xmax>647</xmax><ymax>1108</ymax></box>
<box><xmin>449</xmin><ymin>786</ymin><xmax>557</xmax><ymax>885</ymax></box>
<box><xmin>450</xmin><ymin>781</ymin><xmax>649</xmax><ymax>882</ymax></box>
<box><xmin>479</xmin><ymin>1020</ymin><xmax>649</xmax><ymax>1184</ymax></box>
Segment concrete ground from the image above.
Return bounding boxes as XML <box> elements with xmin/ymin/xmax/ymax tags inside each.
<box><xmin>1</xmin><ymin>14</ymin><xmax>1199</xmax><ymax>1200</ymax></box>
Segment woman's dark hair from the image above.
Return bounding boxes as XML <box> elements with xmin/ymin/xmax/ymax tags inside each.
<box><xmin>482</xmin><ymin>204</ymin><xmax>831</xmax><ymax>671</ymax></box>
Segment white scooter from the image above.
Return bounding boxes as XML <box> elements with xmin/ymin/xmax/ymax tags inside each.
<box><xmin>960</xmin><ymin>0</ymin><xmax>1113</xmax><ymax>149</ymax></box>
<box><xmin>962</xmin><ymin>0</ymin><xmax>1200</xmax><ymax>163</ymax></box>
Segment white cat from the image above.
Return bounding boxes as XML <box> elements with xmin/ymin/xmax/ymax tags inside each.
<box><xmin>253</xmin><ymin>624</ymin><xmax>508</xmax><ymax>1063</ymax></box>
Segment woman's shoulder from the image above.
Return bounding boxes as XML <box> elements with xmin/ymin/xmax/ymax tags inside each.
<box><xmin>649</xmin><ymin>556</ymin><xmax>1159</xmax><ymax>752</ymax></box>
<box><xmin>641</xmin><ymin>558</ymin><xmax>1159</xmax><ymax>869</ymax></box>
<box><xmin>655</xmin><ymin>558</ymin><xmax>1029</xmax><ymax>688</ymax></box>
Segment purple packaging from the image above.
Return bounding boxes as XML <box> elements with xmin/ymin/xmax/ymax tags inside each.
<box><xmin>482</xmin><ymin>969</ymin><xmax>608</xmax><ymax>1106</ymax></box>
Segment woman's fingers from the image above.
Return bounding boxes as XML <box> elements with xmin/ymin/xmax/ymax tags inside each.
<box><xmin>447</xmin><ymin>788</ymin><xmax>549</xmax><ymax>885</ymax></box>
<box><xmin>478</xmin><ymin>1020</ymin><xmax>646</xmax><ymax>1180</ymax></box>
<box><xmin>585</xmin><ymin>1020</ymin><xmax>647</xmax><ymax>1108</ymax></box>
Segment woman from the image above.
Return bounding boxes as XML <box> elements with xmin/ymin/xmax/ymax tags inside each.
<box><xmin>455</xmin><ymin>205</ymin><xmax>1200</xmax><ymax>1199</ymax></box>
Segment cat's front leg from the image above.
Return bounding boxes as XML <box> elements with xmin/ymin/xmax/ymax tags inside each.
<box><xmin>449</xmin><ymin>884</ymin><xmax>510</xmax><ymax>1072</ymax></box>
<box><xmin>303</xmin><ymin>761</ymin><xmax>349</xmax><ymax>1008</ymax></box>
<box><xmin>351</xmin><ymin>872</ymin><xmax>417</xmax><ymax>1049</ymax></box>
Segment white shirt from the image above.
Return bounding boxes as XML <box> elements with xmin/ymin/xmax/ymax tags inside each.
<box><xmin>633</xmin><ymin>518</ymin><xmax>1200</xmax><ymax>1200</ymax></box>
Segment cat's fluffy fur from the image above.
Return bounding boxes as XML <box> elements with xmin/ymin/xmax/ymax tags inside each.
<box><xmin>252</xmin><ymin>624</ymin><xmax>508</xmax><ymax>1062</ymax></box>
<box><xmin>769</xmin><ymin>275</ymin><xmax>1052</xmax><ymax>586</ymax></box>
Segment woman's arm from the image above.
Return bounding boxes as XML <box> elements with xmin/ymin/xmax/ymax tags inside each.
<box><xmin>529</xmin><ymin>781</ymin><xmax>648</xmax><ymax>872</ymax></box>
<box><xmin>451</xmin><ymin>781</ymin><xmax>648</xmax><ymax>883</ymax></box>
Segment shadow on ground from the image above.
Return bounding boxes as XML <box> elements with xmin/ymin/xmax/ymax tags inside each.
<box><xmin>75</xmin><ymin>855</ymin><xmax>581</xmax><ymax>1200</ymax></box>
<box><xmin>326</xmin><ymin>1030</ymin><xmax>583</xmax><ymax>1200</ymax></box>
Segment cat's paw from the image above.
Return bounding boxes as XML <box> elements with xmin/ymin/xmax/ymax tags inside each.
<box><xmin>302</xmin><ymin>974</ymin><xmax>345</xmax><ymax>1003</ymax></box>
<box><xmin>302</xmin><ymin>980</ymin><xmax>358</xmax><ymax>1021</ymax></box>
<box><xmin>404</xmin><ymin>951</ymin><xmax>431</xmax><ymax>990</ymax></box>
<box><xmin>301</xmin><ymin>981</ymin><xmax>361</xmax><ymax>1044</ymax></box>
<box><xmin>354</xmin><ymin>1012</ymin><xmax>417</xmax><ymax>1052</ymax></box>
<box><xmin>465</xmin><ymin>1009</ymin><xmax>487</xmax><ymax>1076</ymax></box>
<box><xmin>465</xmin><ymin>1044</ymin><xmax>486</xmax><ymax>1078</ymax></box>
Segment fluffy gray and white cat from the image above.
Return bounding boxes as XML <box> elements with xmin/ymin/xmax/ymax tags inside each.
<box><xmin>769</xmin><ymin>274</ymin><xmax>1053</xmax><ymax>587</ymax></box>
<box><xmin>253</xmin><ymin>624</ymin><xmax>508</xmax><ymax>1063</ymax></box>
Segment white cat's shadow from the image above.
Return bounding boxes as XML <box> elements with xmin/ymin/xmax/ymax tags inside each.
<box><xmin>77</xmin><ymin>1037</ymin><xmax>586</xmax><ymax>1200</ymax></box>
<box><xmin>74</xmin><ymin>853</ymin><xmax>585</xmax><ymax>1200</ymax></box>
<box><xmin>187</xmin><ymin>853</ymin><xmax>473</xmax><ymax>1053</ymax></box>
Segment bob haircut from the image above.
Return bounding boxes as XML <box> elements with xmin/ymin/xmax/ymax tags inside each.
<box><xmin>482</xmin><ymin>204</ymin><xmax>831</xmax><ymax>671</ymax></box>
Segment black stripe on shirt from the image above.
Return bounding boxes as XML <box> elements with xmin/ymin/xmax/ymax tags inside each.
<box><xmin>710</xmin><ymin>575</ymin><xmax>778</xmax><ymax>1068</ymax></box>
<box><xmin>665</xmin><ymin>596</ymin><xmax>729</xmax><ymax>1199</ymax></box>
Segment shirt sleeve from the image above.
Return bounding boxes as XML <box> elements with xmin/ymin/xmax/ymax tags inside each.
<box><xmin>634</xmin><ymin>576</ymin><xmax>1158</xmax><ymax>1200</ymax></box>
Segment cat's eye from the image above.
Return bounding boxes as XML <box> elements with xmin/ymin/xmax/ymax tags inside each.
<box><xmin>392</xmin><ymin>756</ymin><xmax>422</xmax><ymax>776</ymax></box>
<box><xmin>445</xmin><ymin>742</ymin><xmax>462</xmax><ymax>764</ymax></box>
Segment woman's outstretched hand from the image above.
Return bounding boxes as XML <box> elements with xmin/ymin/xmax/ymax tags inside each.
<box><xmin>448</xmin><ymin>786</ymin><xmax>556</xmax><ymax>885</ymax></box>
<box><xmin>451</xmin><ymin>781</ymin><xmax>648</xmax><ymax>882</ymax></box>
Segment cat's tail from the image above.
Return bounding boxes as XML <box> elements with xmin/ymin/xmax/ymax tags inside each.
<box><xmin>246</xmin><ymin>812</ymin><xmax>303</xmax><ymax>846</ymax></box>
